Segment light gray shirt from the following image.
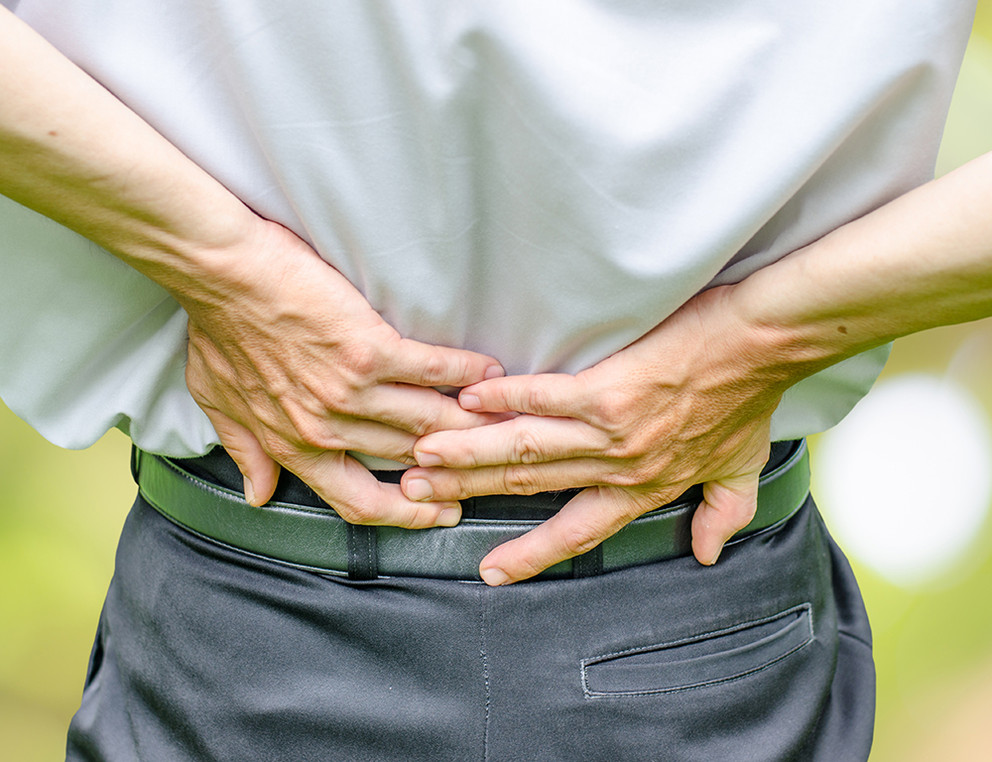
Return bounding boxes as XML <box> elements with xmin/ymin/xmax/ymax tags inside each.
<box><xmin>0</xmin><ymin>0</ymin><xmax>976</xmax><ymax>458</ymax></box>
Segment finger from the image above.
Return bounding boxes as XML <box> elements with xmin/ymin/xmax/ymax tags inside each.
<box><xmin>385</xmin><ymin>337</ymin><xmax>505</xmax><ymax>389</ymax></box>
<box><xmin>201</xmin><ymin>406</ymin><xmax>281</xmax><ymax>506</ymax></box>
<box><xmin>690</xmin><ymin>472</ymin><xmax>761</xmax><ymax>566</ymax></box>
<box><xmin>401</xmin><ymin>455</ymin><xmax>619</xmax><ymax>502</ymax></box>
<box><xmin>458</xmin><ymin>373</ymin><xmax>591</xmax><ymax>418</ymax></box>
<box><xmin>413</xmin><ymin>415</ymin><xmax>606</xmax><ymax>469</ymax></box>
<box><xmin>289</xmin><ymin>415</ymin><xmax>422</xmax><ymax>465</ymax></box>
<box><xmin>363</xmin><ymin>383</ymin><xmax>512</xmax><ymax>436</ymax></box>
<box><xmin>477</xmin><ymin>486</ymin><xmax>676</xmax><ymax>585</ymax></box>
<box><xmin>287</xmin><ymin>449</ymin><xmax>464</xmax><ymax>529</ymax></box>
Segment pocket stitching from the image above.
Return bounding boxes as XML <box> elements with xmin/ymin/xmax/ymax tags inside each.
<box><xmin>581</xmin><ymin>602</ymin><xmax>813</xmax><ymax>699</ymax></box>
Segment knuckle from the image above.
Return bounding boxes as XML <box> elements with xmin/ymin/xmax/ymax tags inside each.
<box><xmin>407</xmin><ymin>403</ymin><xmax>441</xmax><ymax>436</ymax></box>
<box><xmin>260</xmin><ymin>434</ymin><xmax>295</xmax><ymax>462</ymax></box>
<box><xmin>341</xmin><ymin>343</ymin><xmax>382</xmax><ymax>383</ymax></box>
<box><xmin>559</xmin><ymin>522</ymin><xmax>605</xmax><ymax>557</ymax></box>
<box><xmin>418</xmin><ymin>350</ymin><xmax>455</xmax><ymax>385</ymax></box>
<box><xmin>603</xmin><ymin>452</ymin><xmax>656</xmax><ymax>487</ymax></box>
<box><xmin>589</xmin><ymin>389</ymin><xmax>631</xmax><ymax>432</ymax></box>
<box><xmin>525</xmin><ymin>384</ymin><xmax>554</xmax><ymax>415</ymax></box>
<box><xmin>406</xmin><ymin>504</ymin><xmax>446</xmax><ymax>529</ymax></box>
<box><xmin>339</xmin><ymin>503</ymin><xmax>378</xmax><ymax>525</ymax></box>
<box><xmin>514</xmin><ymin>553</ymin><xmax>551</xmax><ymax>580</ymax></box>
<box><xmin>512</xmin><ymin>428</ymin><xmax>543</xmax><ymax>465</ymax></box>
<box><xmin>603</xmin><ymin>434</ymin><xmax>642</xmax><ymax>462</ymax></box>
<box><xmin>286</xmin><ymin>411</ymin><xmax>345</xmax><ymax>452</ymax></box>
<box><xmin>501</xmin><ymin>464</ymin><xmax>541</xmax><ymax>494</ymax></box>
<box><xmin>610</xmin><ymin>467</ymin><xmax>648</xmax><ymax>489</ymax></box>
<box><xmin>311</xmin><ymin>382</ymin><xmax>351</xmax><ymax>416</ymax></box>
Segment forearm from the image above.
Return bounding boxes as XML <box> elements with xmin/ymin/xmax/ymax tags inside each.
<box><xmin>0</xmin><ymin>7</ymin><xmax>255</xmax><ymax>302</ymax></box>
<box><xmin>733</xmin><ymin>151</ymin><xmax>992</xmax><ymax>385</ymax></box>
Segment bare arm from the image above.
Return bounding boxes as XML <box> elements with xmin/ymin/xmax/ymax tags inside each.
<box><xmin>739</xmin><ymin>152</ymin><xmax>992</xmax><ymax>371</ymax></box>
<box><xmin>407</xmin><ymin>152</ymin><xmax>992</xmax><ymax>583</ymax></box>
<box><xmin>0</xmin><ymin>7</ymin><xmax>504</xmax><ymax>527</ymax></box>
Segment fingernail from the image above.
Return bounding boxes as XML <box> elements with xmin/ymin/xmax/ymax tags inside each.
<box><xmin>404</xmin><ymin>478</ymin><xmax>434</xmax><ymax>501</ymax></box>
<box><xmin>416</xmin><ymin>451</ymin><xmax>443</xmax><ymax>468</ymax></box>
<box><xmin>485</xmin><ymin>364</ymin><xmax>505</xmax><ymax>380</ymax></box>
<box><xmin>243</xmin><ymin>476</ymin><xmax>256</xmax><ymax>505</ymax></box>
<box><xmin>706</xmin><ymin>547</ymin><xmax>722</xmax><ymax>566</ymax></box>
<box><xmin>460</xmin><ymin>393</ymin><xmax>481</xmax><ymax>410</ymax></box>
<box><xmin>437</xmin><ymin>507</ymin><xmax>461</xmax><ymax>527</ymax></box>
<box><xmin>480</xmin><ymin>567</ymin><xmax>510</xmax><ymax>586</ymax></box>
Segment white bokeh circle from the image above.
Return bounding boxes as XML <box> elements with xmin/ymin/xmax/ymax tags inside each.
<box><xmin>814</xmin><ymin>374</ymin><xmax>992</xmax><ymax>587</ymax></box>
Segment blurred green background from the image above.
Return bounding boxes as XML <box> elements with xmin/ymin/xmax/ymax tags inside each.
<box><xmin>3</xmin><ymin>6</ymin><xmax>992</xmax><ymax>760</ymax></box>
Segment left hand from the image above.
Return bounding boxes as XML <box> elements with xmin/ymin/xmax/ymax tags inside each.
<box><xmin>401</xmin><ymin>286</ymin><xmax>793</xmax><ymax>585</ymax></box>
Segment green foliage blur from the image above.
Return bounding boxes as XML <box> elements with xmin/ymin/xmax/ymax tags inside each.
<box><xmin>3</xmin><ymin>5</ymin><xmax>992</xmax><ymax>760</ymax></box>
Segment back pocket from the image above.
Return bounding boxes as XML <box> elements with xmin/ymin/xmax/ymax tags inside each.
<box><xmin>582</xmin><ymin>603</ymin><xmax>812</xmax><ymax>697</ymax></box>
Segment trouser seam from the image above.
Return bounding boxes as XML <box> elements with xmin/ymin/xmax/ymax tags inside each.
<box><xmin>479</xmin><ymin>586</ymin><xmax>492</xmax><ymax>762</ymax></box>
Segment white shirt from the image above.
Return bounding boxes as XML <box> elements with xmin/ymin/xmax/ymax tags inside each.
<box><xmin>0</xmin><ymin>0</ymin><xmax>977</xmax><ymax>457</ymax></box>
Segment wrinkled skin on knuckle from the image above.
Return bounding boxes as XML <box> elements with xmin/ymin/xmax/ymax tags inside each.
<box><xmin>406</xmin><ymin>400</ymin><xmax>442</xmax><ymax>436</ymax></box>
<box><xmin>609</xmin><ymin>464</ymin><xmax>653</xmax><ymax>489</ymax></box>
<box><xmin>405</xmin><ymin>502</ymin><xmax>449</xmax><ymax>529</ymax></box>
<box><xmin>512</xmin><ymin>551</ymin><xmax>551</xmax><ymax>581</ymax></box>
<box><xmin>282</xmin><ymin>404</ymin><xmax>345</xmax><ymax>452</ymax></box>
<box><xmin>559</xmin><ymin>520</ymin><xmax>606</xmax><ymax>558</ymax></box>
<box><xmin>336</xmin><ymin>501</ymin><xmax>380</xmax><ymax>525</ymax></box>
<box><xmin>601</xmin><ymin>429</ymin><xmax>652</xmax><ymax>464</ymax></box>
<box><xmin>512</xmin><ymin>428</ymin><xmax>544</xmax><ymax>465</ymax></box>
<box><xmin>311</xmin><ymin>380</ymin><xmax>358</xmax><ymax>418</ymax></box>
<box><xmin>598</xmin><ymin>444</ymin><xmax>667</xmax><ymax>488</ymax></box>
<box><xmin>300</xmin><ymin>424</ymin><xmax>347</xmax><ymax>453</ymax></box>
<box><xmin>587</xmin><ymin>387</ymin><xmax>634</xmax><ymax>435</ymax></box>
<box><xmin>418</xmin><ymin>348</ymin><xmax>461</xmax><ymax>387</ymax></box>
<box><xmin>339</xmin><ymin>342</ymin><xmax>385</xmax><ymax>386</ymax></box>
<box><xmin>451</xmin><ymin>445</ymin><xmax>482</xmax><ymax>469</ymax></box>
<box><xmin>524</xmin><ymin>384</ymin><xmax>555</xmax><ymax>416</ymax></box>
<box><xmin>501</xmin><ymin>464</ymin><xmax>542</xmax><ymax>495</ymax></box>
<box><xmin>260</xmin><ymin>432</ymin><xmax>296</xmax><ymax>463</ymax></box>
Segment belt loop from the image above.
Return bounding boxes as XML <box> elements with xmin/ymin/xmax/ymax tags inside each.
<box><xmin>346</xmin><ymin>524</ymin><xmax>379</xmax><ymax>581</ymax></box>
<box><xmin>571</xmin><ymin>546</ymin><xmax>604</xmax><ymax>578</ymax></box>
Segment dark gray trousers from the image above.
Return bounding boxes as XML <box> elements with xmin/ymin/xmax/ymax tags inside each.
<box><xmin>66</xmin><ymin>476</ymin><xmax>874</xmax><ymax>760</ymax></box>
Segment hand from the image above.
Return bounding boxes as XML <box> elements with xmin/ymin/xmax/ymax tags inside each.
<box><xmin>401</xmin><ymin>286</ymin><xmax>790</xmax><ymax>583</ymax></box>
<box><xmin>181</xmin><ymin>217</ymin><xmax>506</xmax><ymax>528</ymax></box>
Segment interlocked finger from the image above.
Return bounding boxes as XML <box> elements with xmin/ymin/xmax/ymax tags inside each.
<box><xmin>478</xmin><ymin>485</ymin><xmax>683</xmax><ymax>585</ymax></box>
<box><xmin>401</xmin><ymin>455</ymin><xmax>634</xmax><ymax>502</ymax></box>
<box><xmin>458</xmin><ymin>372</ymin><xmax>593</xmax><ymax>418</ymax></box>
<box><xmin>384</xmin><ymin>336</ymin><xmax>504</xmax><ymax>389</ymax></box>
<box><xmin>413</xmin><ymin>414</ymin><xmax>607</xmax><ymax>469</ymax></box>
<box><xmin>690</xmin><ymin>473</ymin><xmax>761</xmax><ymax>566</ymax></box>
<box><xmin>199</xmin><ymin>403</ymin><xmax>281</xmax><ymax>506</ymax></box>
<box><xmin>287</xmin><ymin>449</ymin><xmax>464</xmax><ymax>529</ymax></box>
<box><xmin>361</xmin><ymin>383</ymin><xmax>510</xmax><ymax>436</ymax></box>
<box><xmin>273</xmin><ymin>415</ymin><xmax>422</xmax><ymax>465</ymax></box>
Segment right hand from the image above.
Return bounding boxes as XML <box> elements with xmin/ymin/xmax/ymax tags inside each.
<box><xmin>179</xmin><ymin>217</ymin><xmax>506</xmax><ymax>528</ymax></box>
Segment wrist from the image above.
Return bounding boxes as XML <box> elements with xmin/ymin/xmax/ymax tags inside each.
<box><xmin>155</xmin><ymin>213</ymin><xmax>306</xmax><ymax>323</ymax></box>
<box><xmin>717</xmin><ymin>275</ymin><xmax>846</xmax><ymax>397</ymax></box>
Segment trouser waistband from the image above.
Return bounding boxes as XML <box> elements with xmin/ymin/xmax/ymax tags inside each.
<box><xmin>131</xmin><ymin>440</ymin><xmax>810</xmax><ymax>582</ymax></box>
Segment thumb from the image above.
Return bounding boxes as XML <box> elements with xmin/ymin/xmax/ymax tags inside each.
<box><xmin>203</xmin><ymin>407</ymin><xmax>281</xmax><ymax>506</ymax></box>
<box><xmin>691</xmin><ymin>470</ymin><xmax>760</xmax><ymax>566</ymax></box>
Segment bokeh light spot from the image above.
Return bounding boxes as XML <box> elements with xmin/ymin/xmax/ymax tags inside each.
<box><xmin>814</xmin><ymin>374</ymin><xmax>992</xmax><ymax>587</ymax></box>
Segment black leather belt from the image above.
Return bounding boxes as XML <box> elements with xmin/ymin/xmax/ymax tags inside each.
<box><xmin>132</xmin><ymin>440</ymin><xmax>810</xmax><ymax>582</ymax></box>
